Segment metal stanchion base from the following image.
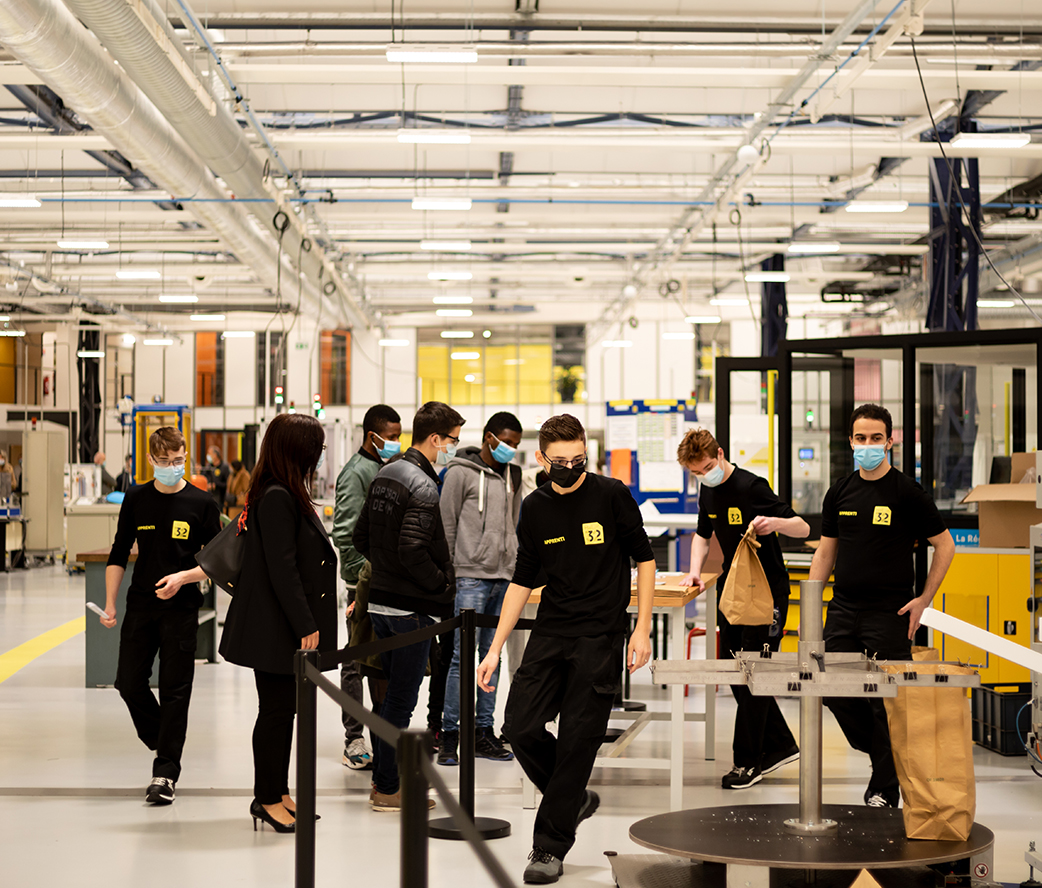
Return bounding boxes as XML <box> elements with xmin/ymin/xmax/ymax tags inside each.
<box><xmin>429</xmin><ymin>815</ymin><xmax>512</xmax><ymax>840</ymax></box>
<box><xmin>783</xmin><ymin>819</ymin><xmax>838</xmax><ymax>835</ymax></box>
<box><xmin>615</xmin><ymin>700</ymin><xmax>648</xmax><ymax>712</ymax></box>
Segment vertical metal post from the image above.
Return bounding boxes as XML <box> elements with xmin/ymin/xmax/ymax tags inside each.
<box><xmin>1012</xmin><ymin>367</ymin><xmax>1027</xmax><ymax>454</ymax></box>
<box><xmin>778</xmin><ymin>341</ymin><xmax>792</xmax><ymax>503</ymax></box>
<box><xmin>399</xmin><ymin>730</ymin><xmax>430</xmax><ymax>888</ymax></box>
<box><xmin>294</xmin><ymin>649</ymin><xmax>319</xmax><ymax>888</ymax></box>
<box><xmin>458</xmin><ymin>607</ymin><xmax>477</xmax><ymax>820</ymax></box>
<box><xmin>784</xmin><ymin>581</ymin><xmax>836</xmax><ymax>835</ymax></box>
<box><xmin>902</xmin><ymin>344</ymin><xmax>917</xmax><ymax>479</ymax></box>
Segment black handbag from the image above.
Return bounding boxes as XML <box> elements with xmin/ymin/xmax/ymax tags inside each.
<box><xmin>195</xmin><ymin>501</ymin><xmax>248</xmax><ymax>594</ymax></box>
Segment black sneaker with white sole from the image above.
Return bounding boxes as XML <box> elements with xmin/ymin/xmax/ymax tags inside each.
<box><xmin>145</xmin><ymin>777</ymin><xmax>175</xmax><ymax>804</ymax></box>
<box><xmin>721</xmin><ymin>765</ymin><xmax>762</xmax><ymax>789</ymax></box>
<box><xmin>761</xmin><ymin>746</ymin><xmax>800</xmax><ymax>775</ymax></box>
<box><xmin>475</xmin><ymin>727</ymin><xmax>514</xmax><ymax>761</ymax></box>
<box><xmin>864</xmin><ymin>791</ymin><xmax>896</xmax><ymax>808</ymax></box>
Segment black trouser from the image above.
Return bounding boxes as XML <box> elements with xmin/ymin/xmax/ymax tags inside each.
<box><xmin>341</xmin><ymin>605</ymin><xmax>365</xmax><ymax>744</ymax></box>
<box><xmin>719</xmin><ymin>600</ymin><xmax>797</xmax><ymax>768</ymax></box>
<box><xmin>503</xmin><ymin>632</ymin><xmax>622</xmax><ymax>861</ymax></box>
<box><xmin>426</xmin><ymin>619</ymin><xmax>455</xmax><ymax>732</ymax></box>
<box><xmin>253</xmin><ymin>670</ymin><xmax>297</xmax><ymax>806</ymax></box>
<box><xmin>823</xmin><ymin>601</ymin><xmax>911</xmax><ymax>805</ymax></box>
<box><xmin>115</xmin><ymin>607</ymin><xmax>198</xmax><ymax>781</ymax></box>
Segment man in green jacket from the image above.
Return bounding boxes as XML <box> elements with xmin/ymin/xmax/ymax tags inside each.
<box><xmin>331</xmin><ymin>404</ymin><xmax>402</xmax><ymax>769</ymax></box>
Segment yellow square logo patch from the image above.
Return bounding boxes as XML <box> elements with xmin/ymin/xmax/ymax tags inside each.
<box><xmin>728</xmin><ymin>507</ymin><xmax>742</xmax><ymax>525</ymax></box>
<box><xmin>171</xmin><ymin>520</ymin><xmax>190</xmax><ymax>540</ymax></box>
<box><xmin>872</xmin><ymin>506</ymin><xmax>892</xmax><ymax>526</ymax></box>
<box><xmin>582</xmin><ymin>522</ymin><xmax>604</xmax><ymax>545</ymax></box>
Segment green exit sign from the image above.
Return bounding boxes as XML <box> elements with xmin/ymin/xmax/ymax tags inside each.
<box><xmin>295</xmin><ymin>342</ymin><xmax>308</xmax><ymax>350</ymax></box>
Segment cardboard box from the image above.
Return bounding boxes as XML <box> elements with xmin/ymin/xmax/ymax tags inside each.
<box><xmin>961</xmin><ymin>484</ymin><xmax>1042</xmax><ymax>548</ymax></box>
<box><xmin>1010</xmin><ymin>452</ymin><xmax>1037</xmax><ymax>484</ymax></box>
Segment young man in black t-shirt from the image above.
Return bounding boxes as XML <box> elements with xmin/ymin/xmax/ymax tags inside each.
<box><xmin>477</xmin><ymin>414</ymin><xmax>655</xmax><ymax>885</ymax></box>
<box><xmin>809</xmin><ymin>404</ymin><xmax>954</xmax><ymax>808</ymax></box>
<box><xmin>677</xmin><ymin>428</ymin><xmax>809</xmax><ymax>789</ymax></box>
<box><xmin>100</xmin><ymin>427</ymin><xmax>221</xmax><ymax>805</ymax></box>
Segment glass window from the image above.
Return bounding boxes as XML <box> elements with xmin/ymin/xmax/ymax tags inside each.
<box><xmin>320</xmin><ymin>329</ymin><xmax>351</xmax><ymax>406</ymax></box>
<box><xmin>256</xmin><ymin>331</ymin><xmax>285</xmax><ymax>407</ymax></box>
<box><xmin>195</xmin><ymin>332</ymin><xmax>224</xmax><ymax>407</ymax></box>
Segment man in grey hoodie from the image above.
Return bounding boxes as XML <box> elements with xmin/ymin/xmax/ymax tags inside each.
<box><xmin>438</xmin><ymin>412</ymin><xmax>524</xmax><ymax>765</ymax></box>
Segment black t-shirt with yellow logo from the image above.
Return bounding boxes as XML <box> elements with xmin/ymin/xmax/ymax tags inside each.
<box><xmin>821</xmin><ymin>467</ymin><xmax>946</xmax><ymax>610</ymax></box>
<box><xmin>108</xmin><ymin>481</ymin><xmax>222</xmax><ymax>611</ymax></box>
<box><xmin>512</xmin><ymin>473</ymin><xmax>655</xmax><ymax>637</ymax></box>
<box><xmin>696</xmin><ymin>466</ymin><xmax>797</xmax><ymax>605</ymax></box>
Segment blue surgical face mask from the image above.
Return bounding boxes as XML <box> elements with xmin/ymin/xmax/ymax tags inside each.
<box><xmin>699</xmin><ymin>463</ymin><xmax>726</xmax><ymax>488</ymax></box>
<box><xmin>315</xmin><ymin>450</ymin><xmax>325</xmax><ymax>471</ymax></box>
<box><xmin>436</xmin><ymin>440</ymin><xmax>457</xmax><ymax>466</ymax></box>
<box><xmin>373</xmin><ymin>433</ymin><xmax>401</xmax><ymax>461</ymax></box>
<box><xmin>490</xmin><ymin>434</ymin><xmax>516</xmax><ymax>464</ymax></box>
<box><xmin>152</xmin><ymin>463</ymin><xmax>184</xmax><ymax>487</ymax></box>
<box><xmin>853</xmin><ymin>444</ymin><xmax>888</xmax><ymax>472</ymax></box>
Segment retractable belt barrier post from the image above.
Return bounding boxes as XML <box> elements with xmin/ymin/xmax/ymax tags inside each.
<box><xmin>294</xmin><ymin>648</ymin><xmax>320</xmax><ymax>888</ymax></box>
<box><xmin>399</xmin><ymin>730</ymin><xmax>431</xmax><ymax>888</ymax></box>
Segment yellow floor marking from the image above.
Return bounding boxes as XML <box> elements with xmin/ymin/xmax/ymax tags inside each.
<box><xmin>0</xmin><ymin>616</ymin><xmax>85</xmax><ymax>684</ymax></box>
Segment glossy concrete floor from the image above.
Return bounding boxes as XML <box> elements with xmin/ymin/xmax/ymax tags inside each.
<box><xmin>1</xmin><ymin>565</ymin><xmax>1040</xmax><ymax>888</ymax></box>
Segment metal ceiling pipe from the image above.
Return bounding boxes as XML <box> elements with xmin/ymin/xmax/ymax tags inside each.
<box><xmin>60</xmin><ymin>0</ymin><xmax>367</xmax><ymax>328</ymax></box>
<box><xmin>0</xmin><ymin>0</ymin><xmax>351</xmax><ymax>327</ymax></box>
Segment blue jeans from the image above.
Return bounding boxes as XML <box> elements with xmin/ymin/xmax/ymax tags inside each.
<box><xmin>370</xmin><ymin>612</ymin><xmax>434</xmax><ymax>795</ymax></box>
<box><xmin>442</xmin><ymin>578</ymin><xmax>509</xmax><ymax>733</ymax></box>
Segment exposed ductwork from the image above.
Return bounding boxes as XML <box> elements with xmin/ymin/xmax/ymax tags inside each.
<box><xmin>0</xmin><ymin>0</ymin><xmax>365</xmax><ymax>329</ymax></box>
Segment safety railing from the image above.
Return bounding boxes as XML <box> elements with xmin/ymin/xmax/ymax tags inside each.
<box><xmin>294</xmin><ymin>608</ymin><xmax>535</xmax><ymax>888</ymax></box>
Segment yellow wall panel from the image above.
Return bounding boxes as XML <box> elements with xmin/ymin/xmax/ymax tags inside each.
<box><xmin>996</xmin><ymin>553</ymin><xmax>1031</xmax><ymax>683</ymax></box>
<box><xmin>937</xmin><ymin>553</ymin><xmax>998</xmax><ymax>682</ymax></box>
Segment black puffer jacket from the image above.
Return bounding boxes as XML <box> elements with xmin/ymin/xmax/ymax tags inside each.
<box><xmin>353</xmin><ymin>448</ymin><xmax>455</xmax><ymax>617</ymax></box>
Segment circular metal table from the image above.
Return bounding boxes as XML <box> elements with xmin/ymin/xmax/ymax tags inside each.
<box><xmin>630</xmin><ymin>804</ymin><xmax>993</xmax><ymax>871</ymax></box>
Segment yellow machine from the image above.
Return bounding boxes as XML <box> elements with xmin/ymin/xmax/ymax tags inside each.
<box><xmin>132</xmin><ymin>404</ymin><xmax>192</xmax><ymax>484</ymax></box>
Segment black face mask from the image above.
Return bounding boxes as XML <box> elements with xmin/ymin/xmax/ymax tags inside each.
<box><xmin>547</xmin><ymin>460</ymin><xmax>586</xmax><ymax>488</ymax></box>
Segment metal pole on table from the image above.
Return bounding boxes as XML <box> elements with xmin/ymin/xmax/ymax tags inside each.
<box><xmin>784</xmin><ymin>580</ymin><xmax>837</xmax><ymax>836</ymax></box>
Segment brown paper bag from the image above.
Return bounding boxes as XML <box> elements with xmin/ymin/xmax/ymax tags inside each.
<box><xmin>883</xmin><ymin>651</ymin><xmax>976</xmax><ymax>841</ymax></box>
<box><xmin>719</xmin><ymin>525</ymin><xmax>774</xmax><ymax>626</ymax></box>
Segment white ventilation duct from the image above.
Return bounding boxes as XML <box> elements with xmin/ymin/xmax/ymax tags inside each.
<box><xmin>0</xmin><ymin>0</ymin><xmax>357</xmax><ymax>326</ymax></box>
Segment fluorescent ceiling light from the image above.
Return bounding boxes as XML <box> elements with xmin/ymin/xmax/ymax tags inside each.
<box><xmin>711</xmin><ymin>297</ymin><xmax>752</xmax><ymax>306</ymax></box>
<box><xmin>662</xmin><ymin>332</ymin><xmax>696</xmax><ymax>340</ymax></box>
<box><xmin>397</xmin><ymin>130</ymin><xmax>471</xmax><ymax>145</ymax></box>
<box><xmin>787</xmin><ymin>242</ymin><xmax>840</xmax><ymax>254</ymax></box>
<box><xmin>685</xmin><ymin>315</ymin><xmax>722</xmax><ymax>324</ymax></box>
<box><xmin>57</xmin><ymin>239</ymin><xmax>109</xmax><ymax>249</ymax></box>
<box><xmin>450</xmin><ymin>351</ymin><xmax>481</xmax><ymax>360</ymax></box>
<box><xmin>0</xmin><ymin>316</ymin><xmax>10</xmax><ymax>322</ymax></box>
<box><xmin>379</xmin><ymin>338</ymin><xmax>411</xmax><ymax>347</ymax></box>
<box><xmin>745</xmin><ymin>271</ymin><xmax>790</xmax><ymax>283</ymax></box>
<box><xmin>221</xmin><ymin>331</ymin><xmax>256</xmax><ymax>339</ymax></box>
<box><xmin>76</xmin><ymin>350</ymin><xmax>105</xmax><ymax>359</ymax></box>
<box><xmin>440</xmin><ymin>330</ymin><xmax>475</xmax><ymax>339</ymax></box>
<box><xmin>386</xmin><ymin>44</ymin><xmax>478</xmax><ymax>64</ymax></box>
<box><xmin>436</xmin><ymin>309</ymin><xmax>473</xmax><ymax>317</ymax></box>
<box><xmin>433</xmin><ymin>295</ymin><xmax>474</xmax><ymax>305</ymax></box>
<box><xmin>412</xmin><ymin>197</ymin><xmax>472</xmax><ymax>212</ymax></box>
<box><xmin>158</xmin><ymin>294</ymin><xmax>199</xmax><ymax>303</ymax></box>
<box><xmin>122</xmin><ymin>333</ymin><xmax>136</xmax><ymax>346</ymax></box>
<box><xmin>116</xmin><ymin>269</ymin><xmax>162</xmax><ymax>280</ymax></box>
<box><xmin>421</xmin><ymin>240</ymin><xmax>472</xmax><ymax>251</ymax></box>
<box><xmin>844</xmin><ymin>201</ymin><xmax>909</xmax><ymax>214</ymax></box>
<box><xmin>0</xmin><ymin>329</ymin><xmax>26</xmax><ymax>337</ymax></box>
<box><xmin>602</xmin><ymin>340</ymin><xmax>633</xmax><ymax>348</ymax></box>
<box><xmin>143</xmin><ymin>338</ymin><xmax>173</xmax><ymax>346</ymax></box>
<box><xmin>950</xmin><ymin>132</ymin><xmax>1030</xmax><ymax>149</ymax></box>
<box><xmin>190</xmin><ymin>313</ymin><xmax>225</xmax><ymax>321</ymax></box>
<box><xmin>428</xmin><ymin>271</ymin><xmax>473</xmax><ymax>281</ymax></box>
<box><xmin>977</xmin><ymin>299</ymin><xmax>1015</xmax><ymax>308</ymax></box>
<box><xmin>464</xmin><ymin>374</ymin><xmax>477</xmax><ymax>382</ymax></box>
<box><xmin>0</xmin><ymin>197</ymin><xmax>40</xmax><ymax>208</ymax></box>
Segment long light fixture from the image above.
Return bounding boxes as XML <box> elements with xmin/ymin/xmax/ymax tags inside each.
<box><xmin>436</xmin><ymin>309</ymin><xmax>473</xmax><ymax>317</ymax></box>
<box><xmin>745</xmin><ymin>271</ymin><xmax>790</xmax><ymax>283</ymax></box>
<box><xmin>421</xmin><ymin>240</ymin><xmax>472</xmax><ymax>251</ymax></box>
<box><xmin>450</xmin><ymin>351</ymin><xmax>481</xmax><ymax>360</ymax></box>
<box><xmin>76</xmin><ymin>350</ymin><xmax>105</xmax><ymax>359</ymax></box>
<box><xmin>412</xmin><ymin>197</ymin><xmax>472</xmax><ymax>212</ymax></box>
<box><xmin>787</xmin><ymin>242</ymin><xmax>841</xmax><ymax>254</ymax></box>
<box><xmin>143</xmin><ymin>338</ymin><xmax>173</xmax><ymax>346</ymax></box>
<box><xmin>386</xmin><ymin>45</ymin><xmax>478</xmax><ymax>64</ymax></box>
<box><xmin>662</xmin><ymin>332</ymin><xmax>696</xmax><ymax>340</ymax></box>
<box><xmin>190</xmin><ymin>313</ymin><xmax>225</xmax><ymax>321</ymax></box>
<box><xmin>58</xmin><ymin>239</ymin><xmax>109</xmax><ymax>249</ymax></box>
<box><xmin>221</xmin><ymin>331</ymin><xmax>256</xmax><ymax>339</ymax></box>
<box><xmin>428</xmin><ymin>271</ymin><xmax>473</xmax><ymax>281</ymax></box>
<box><xmin>950</xmin><ymin>132</ymin><xmax>1031</xmax><ymax>150</ymax></box>
<box><xmin>685</xmin><ymin>315</ymin><xmax>723</xmax><ymax>324</ymax></box>
<box><xmin>0</xmin><ymin>329</ymin><xmax>27</xmax><ymax>337</ymax></box>
<box><xmin>844</xmin><ymin>201</ymin><xmax>909</xmax><ymax>214</ymax></box>
<box><xmin>433</xmin><ymin>295</ymin><xmax>474</xmax><ymax>305</ymax></box>
<box><xmin>440</xmin><ymin>330</ymin><xmax>474</xmax><ymax>339</ymax></box>
<box><xmin>116</xmin><ymin>269</ymin><xmax>162</xmax><ymax>280</ymax></box>
<box><xmin>0</xmin><ymin>197</ymin><xmax>40</xmax><ymax>208</ymax></box>
<box><xmin>158</xmin><ymin>294</ymin><xmax>198</xmax><ymax>303</ymax></box>
<box><xmin>122</xmin><ymin>333</ymin><xmax>136</xmax><ymax>346</ymax></box>
<box><xmin>602</xmin><ymin>340</ymin><xmax>633</xmax><ymax>348</ymax></box>
<box><xmin>397</xmin><ymin>130</ymin><xmax>471</xmax><ymax>145</ymax></box>
<box><xmin>379</xmin><ymin>338</ymin><xmax>411</xmax><ymax>347</ymax></box>
<box><xmin>977</xmin><ymin>299</ymin><xmax>1015</xmax><ymax>308</ymax></box>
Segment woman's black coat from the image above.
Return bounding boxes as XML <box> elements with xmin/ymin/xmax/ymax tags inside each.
<box><xmin>219</xmin><ymin>484</ymin><xmax>337</xmax><ymax>674</ymax></box>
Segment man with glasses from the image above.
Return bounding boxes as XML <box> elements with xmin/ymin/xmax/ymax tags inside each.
<box><xmin>98</xmin><ymin>427</ymin><xmax>221</xmax><ymax>805</ymax></box>
<box><xmin>477</xmin><ymin>414</ymin><xmax>655</xmax><ymax>884</ymax></box>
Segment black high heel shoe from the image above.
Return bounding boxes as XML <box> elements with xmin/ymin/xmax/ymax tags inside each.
<box><xmin>250</xmin><ymin>799</ymin><xmax>295</xmax><ymax>833</ymax></box>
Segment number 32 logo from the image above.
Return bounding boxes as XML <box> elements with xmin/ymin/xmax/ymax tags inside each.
<box><xmin>582</xmin><ymin>522</ymin><xmax>604</xmax><ymax>545</ymax></box>
<box><xmin>171</xmin><ymin>521</ymin><xmax>190</xmax><ymax>540</ymax></box>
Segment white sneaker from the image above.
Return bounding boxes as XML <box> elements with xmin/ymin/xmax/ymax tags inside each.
<box><xmin>342</xmin><ymin>738</ymin><xmax>373</xmax><ymax>770</ymax></box>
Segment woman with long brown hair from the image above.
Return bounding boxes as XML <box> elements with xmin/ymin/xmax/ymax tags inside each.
<box><xmin>219</xmin><ymin>413</ymin><xmax>337</xmax><ymax>832</ymax></box>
